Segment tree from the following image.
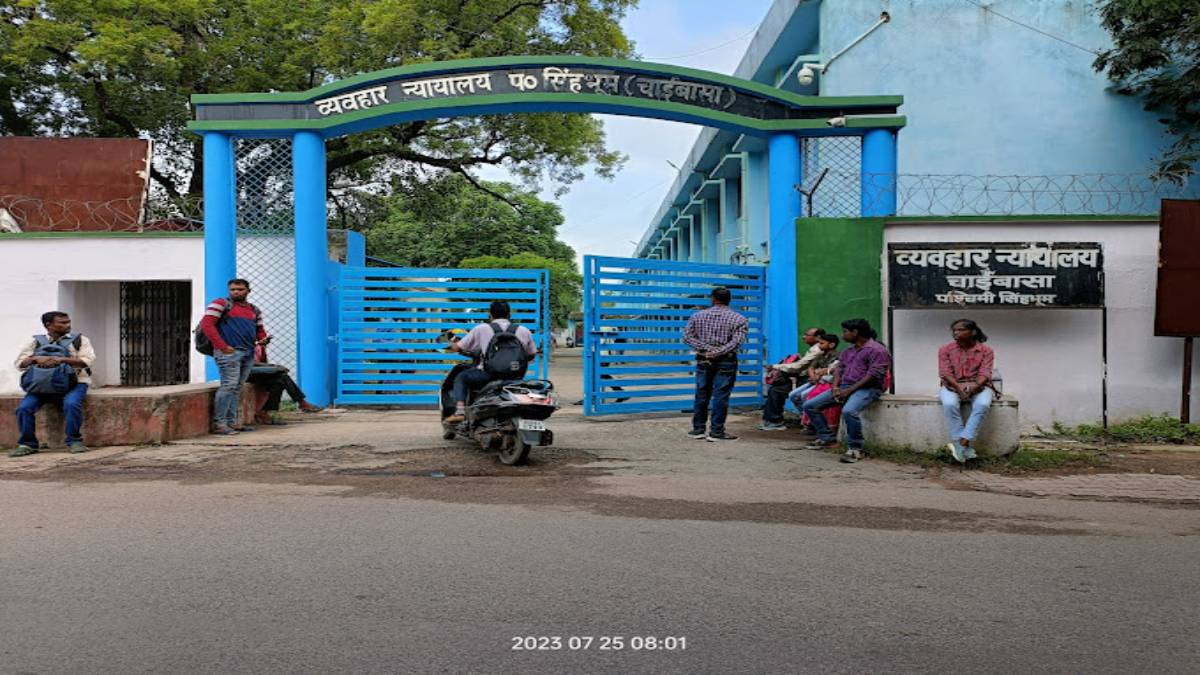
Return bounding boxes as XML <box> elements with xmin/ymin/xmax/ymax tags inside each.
<box><xmin>0</xmin><ymin>0</ymin><xmax>633</xmax><ymax>202</ymax></box>
<box><xmin>1094</xmin><ymin>0</ymin><xmax>1200</xmax><ymax>182</ymax></box>
<box><xmin>365</xmin><ymin>173</ymin><xmax>575</xmax><ymax>267</ymax></box>
<box><xmin>460</xmin><ymin>252</ymin><xmax>581</xmax><ymax>329</ymax></box>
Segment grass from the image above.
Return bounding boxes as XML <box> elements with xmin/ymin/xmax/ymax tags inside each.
<box><xmin>819</xmin><ymin>442</ymin><xmax>1110</xmax><ymax>474</ymax></box>
<box><xmin>1049</xmin><ymin>415</ymin><xmax>1200</xmax><ymax>445</ymax></box>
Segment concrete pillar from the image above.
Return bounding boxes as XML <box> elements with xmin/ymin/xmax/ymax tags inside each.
<box><xmin>721</xmin><ymin>178</ymin><xmax>741</xmax><ymax>264</ymax></box>
<box><xmin>766</xmin><ymin>132</ymin><xmax>802</xmax><ymax>362</ymax></box>
<box><xmin>202</xmin><ymin>132</ymin><xmax>237</xmax><ymax>381</ymax></box>
<box><xmin>292</xmin><ymin>131</ymin><xmax>331</xmax><ymax>406</ymax></box>
<box><xmin>690</xmin><ymin>215</ymin><xmax>701</xmax><ymax>262</ymax></box>
<box><xmin>703</xmin><ymin>198</ymin><xmax>720</xmax><ymax>263</ymax></box>
<box><xmin>745</xmin><ymin>151</ymin><xmax>769</xmax><ymax>261</ymax></box>
<box><xmin>861</xmin><ymin>128</ymin><xmax>898</xmax><ymax>217</ymax></box>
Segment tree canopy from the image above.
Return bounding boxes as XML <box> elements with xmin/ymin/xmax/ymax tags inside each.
<box><xmin>364</xmin><ymin>173</ymin><xmax>575</xmax><ymax>267</ymax></box>
<box><xmin>0</xmin><ymin>0</ymin><xmax>634</xmax><ymax>202</ymax></box>
<box><xmin>1094</xmin><ymin>0</ymin><xmax>1200</xmax><ymax>182</ymax></box>
<box><xmin>460</xmin><ymin>252</ymin><xmax>581</xmax><ymax>329</ymax></box>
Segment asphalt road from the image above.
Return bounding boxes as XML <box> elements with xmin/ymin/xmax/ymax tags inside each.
<box><xmin>2</xmin><ymin>479</ymin><xmax>1197</xmax><ymax>675</ymax></box>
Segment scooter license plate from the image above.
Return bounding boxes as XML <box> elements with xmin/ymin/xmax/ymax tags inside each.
<box><xmin>518</xmin><ymin>419</ymin><xmax>546</xmax><ymax>431</ymax></box>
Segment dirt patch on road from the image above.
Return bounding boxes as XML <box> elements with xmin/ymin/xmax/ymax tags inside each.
<box><xmin>5</xmin><ymin>443</ymin><xmax>1090</xmax><ymax>536</ymax></box>
<box><xmin>12</xmin><ymin>437</ymin><xmax>602</xmax><ymax>488</ymax></box>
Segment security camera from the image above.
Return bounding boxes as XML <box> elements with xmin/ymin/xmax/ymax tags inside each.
<box><xmin>827</xmin><ymin>116</ymin><xmax>846</xmax><ymax>128</ymax></box>
<box><xmin>797</xmin><ymin>64</ymin><xmax>816</xmax><ymax>86</ymax></box>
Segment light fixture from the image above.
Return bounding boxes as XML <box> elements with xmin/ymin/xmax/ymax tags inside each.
<box><xmin>826</xmin><ymin>116</ymin><xmax>846</xmax><ymax>128</ymax></box>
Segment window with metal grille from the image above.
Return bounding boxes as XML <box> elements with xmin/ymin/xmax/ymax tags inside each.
<box><xmin>119</xmin><ymin>281</ymin><xmax>191</xmax><ymax>386</ymax></box>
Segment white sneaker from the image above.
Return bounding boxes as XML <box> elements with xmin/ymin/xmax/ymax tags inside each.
<box><xmin>947</xmin><ymin>442</ymin><xmax>965</xmax><ymax>463</ymax></box>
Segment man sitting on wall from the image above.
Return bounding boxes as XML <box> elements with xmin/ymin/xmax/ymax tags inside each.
<box><xmin>247</xmin><ymin>342</ymin><xmax>323</xmax><ymax>425</ymax></box>
<box><xmin>802</xmin><ymin>319</ymin><xmax>891</xmax><ymax>463</ymax></box>
<box><xmin>10</xmin><ymin>311</ymin><xmax>96</xmax><ymax>457</ymax></box>
<box><xmin>758</xmin><ymin>327</ymin><xmax>825</xmax><ymax>431</ymax></box>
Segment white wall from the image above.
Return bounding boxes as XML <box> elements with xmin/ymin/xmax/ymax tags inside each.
<box><xmin>885</xmin><ymin>219</ymin><xmax>1200</xmax><ymax>429</ymax></box>
<box><xmin>0</xmin><ymin>236</ymin><xmax>208</xmax><ymax>394</ymax></box>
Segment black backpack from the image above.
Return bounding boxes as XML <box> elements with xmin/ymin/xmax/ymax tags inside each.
<box><xmin>482</xmin><ymin>322</ymin><xmax>530</xmax><ymax>379</ymax></box>
<box><xmin>194</xmin><ymin>298</ymin><xmax>259</xmax><ymax>355</ymax></box>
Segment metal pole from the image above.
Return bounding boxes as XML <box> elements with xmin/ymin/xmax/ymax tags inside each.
<box><xmin>1101</xmin><ymin>306</ymin><xmax>1109</xmax><ymax>430</ymax></box>
<box><xmin>1184</xmin><ymin>336</ymin><xmax>1194</xmax><ymax>424</ymax></box>
<box><xmin>887</xmin><ymin>305</ymin><xmax>895</xmax><ymax>394</ymax></box>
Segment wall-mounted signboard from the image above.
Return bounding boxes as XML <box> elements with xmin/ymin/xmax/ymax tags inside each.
<box><xmin>887</xmin><ymin>242</ymin><xmax>1104</xmax><ymax>309</ymax></box>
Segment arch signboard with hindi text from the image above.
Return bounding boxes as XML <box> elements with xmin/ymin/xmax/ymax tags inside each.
<box><xmin>189</xmin><ymin>56</ymin><xmax>903</xmax><ymax>138</ymax></box>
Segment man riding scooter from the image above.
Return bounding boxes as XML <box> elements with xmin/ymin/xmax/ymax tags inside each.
<box><xmin>444</xmin><ymin>301</ymin><xmax>538</xmax><ymax>423</ymax></box>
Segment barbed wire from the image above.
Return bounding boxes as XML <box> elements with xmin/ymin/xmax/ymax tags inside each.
<box><xmin>0</xmin><ymin>193</ymin><xmax>204</xmax><ymax>232</ymax></box>
<box><xmin>853</xmin><ymin>173</ymin><xmax>1198</xmax><ymax>218</ymax></box>
<box><xmin>2</xmin><ymin>172</ymin><xmax>1197</xmax><ymax>232</ymax></box>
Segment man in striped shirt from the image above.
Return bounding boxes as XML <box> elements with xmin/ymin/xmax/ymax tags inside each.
<box><xmin>200</xmin><ymin>278</ymin><xmax>268</xmax><ymax>435</ymax></box>
<box><xmin>683</xmin><ymin>287</ymin><xmax>748</xmax><ymax>441</ymax></box>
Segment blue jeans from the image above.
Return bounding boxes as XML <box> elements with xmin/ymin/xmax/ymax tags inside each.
<box><xmin>802</xmin><ymin>387</ymin><xmax>882</xmax><ymax>449</ymax></box>
<box><xmin>788</xmin><ymin>382</ymin><xmax>817</xmax><ymax>409</ymax></box>
<box><xmin>692</xmin><ymin>357</ymin><xmax>737</xmax><ymax>434</ymax></box>
<box><xmin>214</xmin><ymin>348</ymin><xmax>255</xmax><ymax>427</ymax></box>
<box><xmin>453</xmin><ymin>367</ymin><xmax>493</xmax><ymax>404</ymax></box>
<box><xmin>16</xmin><ymin>383</ymin><xmax>89</xmax><ymax>447</ymax></box>
<box><xmin>940</xmin><ymin>386</ymin><xmax>994</xmax><ymax>458</ymax></box>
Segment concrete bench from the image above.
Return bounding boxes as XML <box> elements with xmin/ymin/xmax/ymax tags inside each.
<box><xmin>843</xmin><ymin>393</ymin><xmax>1020</xmax><ymax>457</ymax></box>
<box><xmin>0</xmin><ymin>383</ymin><xmax>256</xmax><ymax>448</ymax></box>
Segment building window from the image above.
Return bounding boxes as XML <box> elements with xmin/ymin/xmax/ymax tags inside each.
<box><xmin>119</xmin><ymin>281</ymin><xmax>191</xmax><ymax>386</ymax></box>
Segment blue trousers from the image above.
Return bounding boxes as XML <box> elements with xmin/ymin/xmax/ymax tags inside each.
<box><xmin>940</xmin><ymin>386</ymin><xmax>994</xmax><ymax>458</ymax></box>
<box><xmin>213</xmin><ymin>348</ymin><xmax>255</xmax><ymax>427</ymax></box>
<box><xmin>802</xmin><ymin>387</ymin><xmax>882</xmax><ymax>449</ymax></box>
<box><xmin>692</xmin><ymin>357</ymin><xmax>737</xmax><ymax>434</ymax></box>
<box><xmin>453</xmin><ymin>367</ymin><xmax>493</xmax><ymax>404</ymax></box>
<box><xmin>16</xmin><ymin>383</ymin><xmax>89</xmax><ymax>447</ymax></box>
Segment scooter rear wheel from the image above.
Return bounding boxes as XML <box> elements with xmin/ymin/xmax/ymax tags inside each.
<box><xmin>442</xmin><ymin>428</ymin><xmax>456</xmax><ymax>440</ymax></box>
<box><xmin>498</xmin><ymin>437</ymin><xmax>530</xmax><ymax>466</ymax></box>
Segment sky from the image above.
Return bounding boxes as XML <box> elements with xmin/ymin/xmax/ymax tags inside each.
<box><xmin>478</xmin><ymin>0</ymin><xmax>776</xmax><ymax>267</ymax></box>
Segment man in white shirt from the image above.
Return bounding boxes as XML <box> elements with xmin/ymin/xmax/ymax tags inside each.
<box><xmin>445</xmin><ymin>301</ymin><xmax>538</xmax><ymax>422</ymax></box>
<box><xmin>11</xmin><ymin>311</ymin><xmax>96</xmax><ymax>456</ymax></box>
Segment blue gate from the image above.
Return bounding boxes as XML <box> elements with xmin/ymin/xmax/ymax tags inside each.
<box><xmin>582</xmin><ymin>255</ymin><xmax>766</xmax><ymax>416</ymax></box>
<box><xmin>336</xmin><ymin>266</ymin><xmax>549</xmax><ymax>406</ymax></box>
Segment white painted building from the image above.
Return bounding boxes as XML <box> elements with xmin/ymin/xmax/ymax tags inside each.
<box><xmin>885</xmin><ymin>217</ymin><xmax>1199</xmax><ymax>429</ymax></box>
<box><xmin>0</xmin><ymin>233</ymin><xmax>300</xmax><ymax>394</ymax></box>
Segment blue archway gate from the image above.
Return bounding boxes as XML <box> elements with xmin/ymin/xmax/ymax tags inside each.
<box><xmin>583</xmin><ymin>255</ymin><xmax>766</xmax><ymax>416</ymax></box>
<box><xmin>191</xmin><ymin>56</ymin><xmax>903</xmax><ymax>405</ymax></box>
<box><xmin>334</xmin><ymin>266</ymin><xmax>549</xmax><ymax>406</ymax></box>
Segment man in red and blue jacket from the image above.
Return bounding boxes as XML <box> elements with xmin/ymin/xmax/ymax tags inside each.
<box><xmin>201</xmin><ymin>278</ymin><xmax>268</xmax><ymax>435</ymax></box>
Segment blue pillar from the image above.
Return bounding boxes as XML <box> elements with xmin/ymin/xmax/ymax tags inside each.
<box><xmin>861</xmin><ymin>128</ymin><xmax>898</xmax><ymax>216</ymax></box>
<box><xmin>690</xmin><ymin>215</ymin><xmax>701</xmax><ymax>262</ymax></box>
<box><xmin>293</xmin><ymin>131</ymin><xmax>331</xmax><ymax>406</ymax></box>
<box><xmin>703</xmin><ymin>198</ymin><xmax>720</xmax><ymax>263</ymax></box>
<box><xmin>745</xmin><ymin>151</ymin><xmax>769</xmax><ymax>260</ymax></box>
<box><xmin>721</xmin><ymin>178</ymin><xmax>740</xmax><ymax>264</ymax></box>
<box><xmin>345</xmin><ymin>230</ymin><xmax>366</xmax><ymax>266</ymax></box>
<box><xmin>766</xmin><ymin>132</ymin><xmax>802</xmax><ymax>363</ymax></box>
<box><xmin>678</xmin><ymin>220</ymin><xmax>690</xmax><ymax>262</ymax></box>
<box><xmin>202</xmin><ymin>132</ymin><xmax>237</xmax><ymax>381</ymax></box>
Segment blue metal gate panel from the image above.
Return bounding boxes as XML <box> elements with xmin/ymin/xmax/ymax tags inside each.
<box><xmin>583</xmin><ymin>255</ymin><xmax>765</xmax><ymax>416</ymax></box>
<box><xmin>336</xmin><ymin>266</ymin><xmax>549</xmax><ymax>406</ymax></box>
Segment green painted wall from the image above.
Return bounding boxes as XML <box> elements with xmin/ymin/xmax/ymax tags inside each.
<box><xmin>794</xmin><ymin>217</ymin><xmax>885</xmax><ymax>339</ymax></box>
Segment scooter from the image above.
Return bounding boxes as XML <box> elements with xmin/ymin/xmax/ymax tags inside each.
<box><xmin>438</xmin><ymin>350</ymin><xmax>560</xmax><ymax>466</ymax></box>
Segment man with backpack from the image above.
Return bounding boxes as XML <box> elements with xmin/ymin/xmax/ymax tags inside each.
<box><xmin>444</xmin><ymin>301</ymin><xmax>537</xmax><ymax>423</ymax></box>
<box><xmin>198</xmin><ymin>278</ymin><xmax>268</xmax><ymax>435</ymax></box>
<box><xmin>10</xmin><ymin>311</ymin><xmax>96</xmax><ymax>457</ymax></box>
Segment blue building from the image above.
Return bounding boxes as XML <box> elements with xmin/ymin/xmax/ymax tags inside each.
<box><xmin>635</xmin><ymin>0</ymin><xmax>1182</xmax><ymax>263</ymax></box>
